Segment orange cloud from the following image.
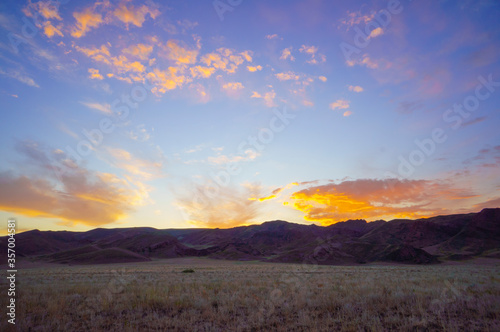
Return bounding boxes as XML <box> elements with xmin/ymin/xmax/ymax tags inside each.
<box><xmin>148</xmin><ymin>67</ymin><xmax>190</xmax><ymax>94</ymax></box>
<box><xmin>122</xmin><ymin>43</ymin><xmax>153</xmax><ymax>60</ymax></box>
<box><xmin>88</xmin><ymin>68</ymin><xmax>104</xmax><ymax>80</ymax></box>
<box><xmin>275</xmin><ymin>71</ymin><xmax>300</xmax><ymax>81</ymax></box>
<box><xmin>75</xmin><ymin>45</ymin><xmax>111</xmax><ymax>64</ymax></box>
<box><xmin>254</xmin><ymin>182</ymin><xmax>299</xmax><ymax>202</ymax></box>
<box><xmin>190</xmin><ymin>66</ymin><xmax>216</xmax><ymax>79</ymax></box>
<box><xmin>113</xmin><ymin>1</ymin><xmax>160</xmax><ymax>28</ymax></box>
<box><xmin>247</xmin><ymin>65</ymin><xmax>262</xmax><ymax>72</ymax></box>
<box><xmin>23</xmin><ymin>1</ymin><xmax>63</xmax><ymax>38</ymax></box>
<box><xmin>318</xmin><ymin>76</ymin><xmax>327</xmax><ymax>82</ymax></box>
<box><xmin>289</xmin><ymin>179</ymin><xmax>474</xmax><ymax>225</ymax></box>
<box><xmin>369</xmin><ymin>27</ymin><xmax>384</xmax><ymax>38</ymax></box>
<box><xmin>160</xmin><ymin>40</ymin><xmax>199</xmax><ymax>65</ymax></box>
<box><xmin>200</xmin><ymin>48</ymin><xmax>252</xmax><ymax>74</ymax></box>
<box><xmin>71</xmin><ymin>7</ymin><xmax>105</xmax><ymax>38</ymax></box>
<box><xmin>280</xmin><ymin>47</ymin><xmax>295</xmax><ymax>61</ymax></box>
<box><xmin>346</xmin><ymin>54</ymin><xmax>383</xmax><ymax>69</ymax></box>
<box><xmin>222</xmin><ymin>82</ymin><xmax>244</xmax><ymax>91</ymax></box>
<box><xmin>329</xmin><ymin>99</ymin><xmax>349</xmax><ymax>110</ymax></box>
<box><xmin>338</xmin><ymin>11</ymin><xmax>375</xmax><ymax>30</ymax></box>
<box><xmin>23</xmin><ymin>0</ymin><xmax>62</xmax><ymax>21</ymax></box>
<box><xmin>43</xmin><ymin>22</ymin><xmax>63</xmax><ymax>38</ymax></box>
<box><xmin>299</xmin><ymin>45</ymin><xmax>326</xmax><ymax>64</ymax></box>
<box><xmin>0</xmin><ymin>141</ymin><xmax>148</xmax><ymax>226</ymax></box>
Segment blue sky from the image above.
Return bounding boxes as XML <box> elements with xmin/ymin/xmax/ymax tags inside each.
<box><xmin>0</xmin><ymin>0</ymin><xmax>499</xmax><ymax>233</ymax></box>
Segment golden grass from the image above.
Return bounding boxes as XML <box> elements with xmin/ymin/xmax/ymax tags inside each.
<box><xmin>1</xmin><ymin>258</ymin><xmax>499</xmax><ymax>331</ymax></box>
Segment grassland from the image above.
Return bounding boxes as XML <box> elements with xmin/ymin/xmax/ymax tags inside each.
<box><xmin>1</xmin><ymin>258</ymin><xmax>499</xmax><ymax>331</ymax></box>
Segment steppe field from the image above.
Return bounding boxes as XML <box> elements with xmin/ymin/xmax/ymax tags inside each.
<box><xmin>1</xmin><ymin>258</ymin><xmax>499</xmax><ymax>331</ymax></box>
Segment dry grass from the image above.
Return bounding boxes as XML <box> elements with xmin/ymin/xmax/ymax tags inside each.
<box><xmin>1</xmin><ymin>258</ymin><xmax>499</xmax><ymax>331</ymax></box>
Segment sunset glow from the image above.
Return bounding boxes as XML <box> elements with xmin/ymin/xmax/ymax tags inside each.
<box><xmin>1</xmin><ymin>0</ymin><xmax>499</xmax><ymax>232</ymax></box>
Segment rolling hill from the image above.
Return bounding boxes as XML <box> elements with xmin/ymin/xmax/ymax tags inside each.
<box><xmin>1</xmin><ymin>208</ymin><xmax>498</xmax><ymax>265</ymax></box>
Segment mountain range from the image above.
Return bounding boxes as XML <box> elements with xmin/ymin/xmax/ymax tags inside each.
<box><xmin>2</xmin><ymin>208</ymin><xmax>499</xmax><ymax>265</ymax></box>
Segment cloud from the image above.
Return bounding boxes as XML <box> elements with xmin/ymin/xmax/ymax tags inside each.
<box><xmin>80</xmin><ymin>101</ymin><xmax>112</xmax><ymax>115</ymax></box>
<box><xmin>75</xmin><ymin>45</ymin><xmax>111</xmax><ymax>64</ymax></box>
<box><xmin>199</xmin><ymin>48</ymin><xmax>252</xmax><ymax>74</ymax></box>
<box><xmin>253</xmin><ymin>182</ymin><xmax>299</xmax><ymax>202</ymax></box>
<box><xmin>275</xmin><ymin>71</ymin><xmax>300</xmax><ymax>81</ymax></box>
<box><xmin>0</xmin><ymin>69</ymin><xmax>39</xmax><ymax>88</ymax></box>
<box><xmin>247</xmin><ymin>65</ymin><xmax>262</xmax><ymax>72</ymax></box>
<box><xmin>343</xmin><ymin>111</ymin><xmax>352</xmax><ymax>117</ymax></box>
<box><xmin>289</xmin><ymin>178</ymin><xmax>473</xmax><ymax>225</ymax></box>
<box><xmin>190</xmin><ymin>66</ymin><xmax>216</xmax><ymax>79</ymax></box>
<box><xmin>128</xmin><ymin>124</ymin><xmax>151</xmax><ymax>142</ymax></box>
<box><xmin>369</xmin><ymin>27</ymin><xmax>384</xmax><ymax>39</ymax></box>
<box><xmin>160</xmin><ymin>39</ymin><xmax>199</xmax><ymax>65</ymax></box>
<box><xmin>122</xmin><ymin>43</ymin><xmax>153</xmax><ymax>61</ymax></box>
<box><xmin>329</xmin><ymin>99</ymin><xmax>349</xmax><ymax>111</ymax></box>
<box><xmin>222</xmin><ymin>82</ymin><xmax>244</xmax><ymax>91</ymax></box>
<box><xmin>175</xmin><ymin>182</ymin><xmax>261</xmax><ymax>228</ymax></box>
<box><xmin>303</xmin><ymin>100</ymin><xmax>314</xmax><ymax>107</ymax></box>
<box><xmin>107</xmin><ymin>147</ymin><xmax>163</xmax><ymax>181</ymax></box>
<box><xmin>0</xmin><ymin>141</ymin><xmax>147</xmax><ymax>226</ymax></box>
<box><xmin>252</xmin><ymin>90</ymin><xmax>277</xmax><ymax>107</ymax></box>
<box><xmin>42</xmin><ymin>22</ymin><xmax>63</xmax><ymax>38</ymax></box>
<box><xmin>318</xmin><ymin>76</ymin><xmax>327</xmax><ymax>82</ymax></box>
<box><xmin>348</xmin><ymin>85</ymin><xmax>363</xmax><ymax>93</ymax></box>
<box><xmin>148</xmin><ymin>67</ymin><xmax>190</xmax><ymax>94</ymax></box>
<box><xmin>265</xmin><ymin>34</ymin><xmax>280</xmax><ymax>40</ymax></box>
<box><xmin>299</xmin><ymin>45</ymin><xmax>326</xmax><ymax>64</ymax></box>
<box><xmin>22</xmin><ymin>0</ymin><xmax>64</xmax><ymax>38</ymax></box>
<box><xmin>338</xmin><ymin>11</ymin><xmax>375</xmax><ymax>31</ymax></box>
<box><xmin>346</xmin><ymin>54</ymin><xmax>382</xmax><ymax>69</ymax></box>
<box><xmin>473</xmin><ymin>197</ymin><xmax>500</xmax><ymax>210</ymax></box>
<box><xmin>23</xmin><ymin>0</ymin><xmax>62</xmax><ymax>21</ymax></box>
<box><xmin>207</xmin><ymin>149</ymin><xmax>259</xmax><ymax>165</ymax></box>
<box><xmin>88</xmin><ymin>68</ymin><xmax>104</xmax><ymax>80</ymax></box>
<box><xmin>71</xmin><ymin>6</ymin><xmax>105</xmax><ymax>38</ymax></box>
<box><xmin>280</xmin><ymin>47</ymin><xmax>295</xmax><ymax>61</ymax></box>
<box><xmin>113</xmin><ymin>1</ymin><xmax>160</xmax><ymax>28</ymax></box>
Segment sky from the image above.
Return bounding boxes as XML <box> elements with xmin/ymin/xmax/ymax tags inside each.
<box><xmin>0</xmin><ymin>0</ymin><xmax>499</xmax><ymax>233</ymax></box>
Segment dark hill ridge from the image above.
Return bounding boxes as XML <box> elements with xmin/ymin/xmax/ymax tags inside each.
<box><xmin>1</xmin><ymin>208</ymin><xmax>498</xmax><ymax>265</ymax></box>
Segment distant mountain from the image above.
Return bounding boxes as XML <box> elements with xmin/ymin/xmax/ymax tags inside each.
<box><xmin>1</xmin><ymin>208</ymin><xmax>499</xmax><ymax>265</ymax></box>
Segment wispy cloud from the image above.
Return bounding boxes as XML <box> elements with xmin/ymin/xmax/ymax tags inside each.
<box><xmin>0</xmin><ymin>69</ymin><xmax>39</xmax><ymax>87</ymax></box>
<box><xmin>80</xmin><ymin>101</ymin><xmax>112</xmax><ymax>115</ymax></box>
<box><xmin>175</xmin><ymin>182</ymin><xmax>262</xmax><ymax>228</ymax></box>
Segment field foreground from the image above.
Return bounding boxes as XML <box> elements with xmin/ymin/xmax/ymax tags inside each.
<box><xmin>1</xmin><ymin>258</ymin><xmax>499</xmax><ymax>331</ymax></box>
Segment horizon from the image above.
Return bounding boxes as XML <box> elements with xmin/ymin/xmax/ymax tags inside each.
<box><xmin>6</xmin><ymin>206</ymin><xmax>497</xmax><ymax>235</ymax></box>
<box><xmin>1</xmin><ymin>0</ymin><xmax>500</xmax><ymax>234</ymax></box>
